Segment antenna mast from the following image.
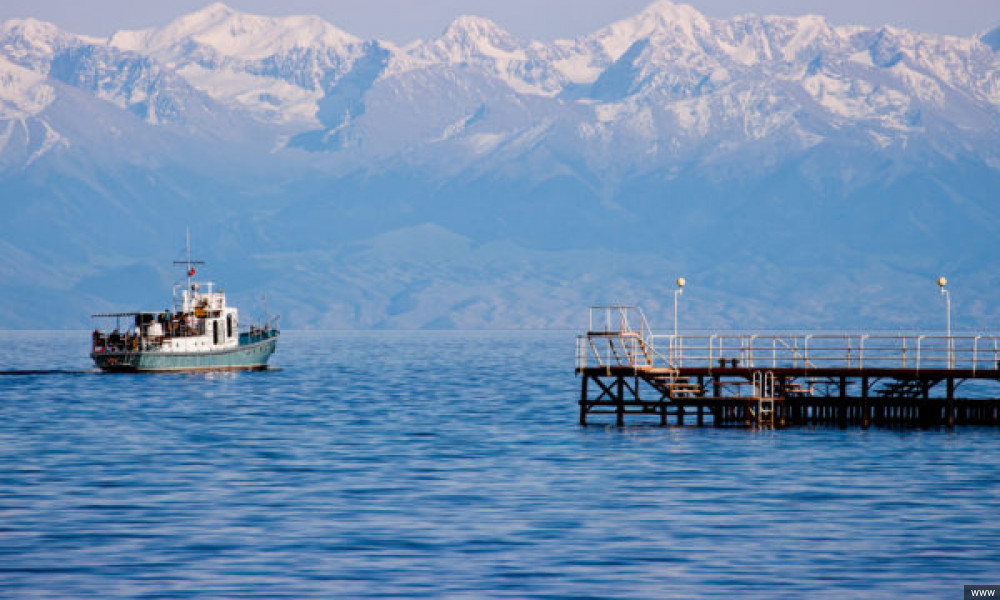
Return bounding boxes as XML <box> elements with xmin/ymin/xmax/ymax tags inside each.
<box><xmin>186</xmin><ymin>229</ymin><xmax>192</xmax><ymax>290</ymax></box>
<box><xmin>173</xmin><ymin>228</ymin><xmax>205</xmax><ymax>308</ymax></box>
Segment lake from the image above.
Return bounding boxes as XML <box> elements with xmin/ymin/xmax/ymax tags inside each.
<box><xmin>1</xmin><ymin>331</ymin><xmax>999</xmax><ymax>598</ymax></box>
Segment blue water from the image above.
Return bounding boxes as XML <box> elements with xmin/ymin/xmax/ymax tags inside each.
<box><xmin>1</xmin><ymin>331</ymin><xmax>999</xmax><ymax>599</ymax></box>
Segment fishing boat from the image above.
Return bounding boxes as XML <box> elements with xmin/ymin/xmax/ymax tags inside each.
<box><xmin>90</xmin><ymin>235</ymin><xmax>279</xmax><ymax>372</ymax></box>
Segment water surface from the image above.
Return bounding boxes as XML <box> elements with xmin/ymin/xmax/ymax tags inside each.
<box><xmin>1</xmin><ymin>331</ymin><xmax>998</xmax><ymax>598</ymax></box>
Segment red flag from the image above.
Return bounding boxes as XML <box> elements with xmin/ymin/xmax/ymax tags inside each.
<box><xmin>188</xmin><ymin>268</ymin><xmax>195</xmax><ymax>277</ymax></box>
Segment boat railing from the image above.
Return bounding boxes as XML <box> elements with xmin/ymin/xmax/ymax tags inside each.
<box><xmin>241</xmin><ymin>315</ymin><xmax>280</xmax><ymax>344</ymax></box>
<box><xmin>90</xmin><ymin>311</ymin><xmax>207</xmax><ymax>354</ymax></box>
<box><xmin>91</xmin><ymin>329</ymin><xmax>168</xmax><ymax>354</ymax></box>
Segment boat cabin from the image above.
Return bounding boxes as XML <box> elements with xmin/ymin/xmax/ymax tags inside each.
<box><xmin>91</xmin><ymin>280</ymin><xmax>239</xmax><ymax>355</ymax></box>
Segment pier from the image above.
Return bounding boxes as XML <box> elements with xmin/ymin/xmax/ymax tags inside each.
<box><xmin>576</xmin><ymin>306</ymin><xmax>1000</xmax><ymax>428</ymax></box>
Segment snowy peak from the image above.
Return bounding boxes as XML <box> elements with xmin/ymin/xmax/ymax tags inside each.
<box><xmin>170</xmin><ymin>1</ymin><xmax>237</xmax><ymax>34</ymax></box>
<box><xmin>0</xmin><ymin>18</ymin><xmax>84</xmax><ymax>69</ymax></box>
<box><xmin>1</xmin><ymin>18</ymin><xmax>77</xmax><ymax>48</ymax></box>
<box><xmin>110</xmin><ymin>3</ymin><xmax>361</xmax><ymax>60</ymax></box>
<box><xmin>443</xmin><ymin>15</ymin><xmax>519</xmax><ymax>50</ymax></box>
<box><xmin>584</xmin><ymin>3</ymin><xmax>839</xmax><ymax>71</ymax></box>
<box><xmin>109</xmin><ymin>2</ymin><xmax>235</xmax><ymax>55</ymax></box>
<box><xmin>106</xmin><ymin>3</ymin><xmax>370</xmax><ymax>125</ymax></box>
<box><xmin>400</xmin><ymin>14</ymin><xmax>572</xmax><ymax>96</ymax></box>
<box><xmin>412</xmin><ymin>15</ymin><xmax>525</xmax><ymax>64</ymax></box>
<box><xmin>586</xmin><ymin>0</ymin><xmax>713</xmax><ymax>61</ymax></box>
<box><xmin>638</xmin><ymin>0</ymin><xmax>712</xmax><ymax>31</ymax></box>
<box><xmin>187</xmin><ymin>1</ymin><xmax>236</xmax><ymax>24</ymax></box>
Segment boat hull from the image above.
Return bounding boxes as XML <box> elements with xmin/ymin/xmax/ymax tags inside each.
<box><xmin>91</xmin><ymin>334</ymin><xmax>278</xmax><ymax>372</ymax></box>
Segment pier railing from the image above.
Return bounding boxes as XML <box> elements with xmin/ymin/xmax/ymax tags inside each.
<box><xmin>647</xmin><ymin>333</ymin><xmax>1000</xmax><ymax>372</ymax></box>
<box><xmin>577</xmin><ymin>307</ymin><xmax>1000</xmax><ymax>373</ymax></box>
<box><xmin>577</xmin><ymin>306</ymin><xmax>656</xmax><ymax>370</ymax></box>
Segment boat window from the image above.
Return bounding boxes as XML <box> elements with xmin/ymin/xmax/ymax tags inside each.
<box><xmin>227</xmin><ymin>315</ymin><xmax>233</xmax><ymax>338</ymax></box>
<box><xmin>213</xmin><ymin>321</ymin><xmax>219</xmax><ymax>345</ymax></box>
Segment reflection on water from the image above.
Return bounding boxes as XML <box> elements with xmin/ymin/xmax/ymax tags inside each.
<box><xmin>1</xmin><ymin>331</ymin><xmax>999</xmax><ymax>598</ymax></box>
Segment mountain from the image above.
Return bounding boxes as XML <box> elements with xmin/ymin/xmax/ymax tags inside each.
<box><xmin>0</xmin><ymin>1</ymin><xmax>998</xmax><ymax>331</ymax></box>
<box><xmin>108</xmin><ymin>2</ymin><xmax>367</xmax><ymax>126</ymax></box>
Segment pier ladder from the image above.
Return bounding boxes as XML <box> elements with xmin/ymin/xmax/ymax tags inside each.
<box><xmin>752</xmin><ymin>371</ymin><xmax>777</xmax><ymax>426</ymax></box>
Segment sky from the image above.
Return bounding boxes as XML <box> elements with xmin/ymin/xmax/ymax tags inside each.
<box><xmin>0</xmin><ymin>0</ymin><xmax>998</xmax><ymax>42</ymax></box>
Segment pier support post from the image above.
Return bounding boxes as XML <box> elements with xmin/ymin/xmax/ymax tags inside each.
<box><xmin>862</xmin><ymin>377</ymin><xmax>870</xmax><ymax>429</ymax></box>
<box><xmin>838</xmin><ymin>376</ymin><xmax>848</xmax><ymax>428</ymax></box>
<box><xmin>947</xmin><ymin>378</ymin><xmax>955</xmax><ymax>428</ymax></box>
<box><xmin>616</xmin><ymin>376</ymin><xmax>625</xmax><ymax>427</ymax></box>
<box><xmin>579</xmin><ymin>375</ymin><xmax>589</xmax><ymax>426</ymax></box>
<box><xmin>920</xmin><ymin>380</ymin><xmax>930</xmax><ymax>425</ymax></box>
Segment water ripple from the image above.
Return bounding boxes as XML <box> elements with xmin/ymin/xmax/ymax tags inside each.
<box><xmin>0</xmin><ymin>331</ymin><xmax>998</xmax><ymax>598</ymax></box>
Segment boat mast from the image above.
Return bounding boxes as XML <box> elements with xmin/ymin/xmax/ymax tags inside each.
<box><xmin>173</xmin><ymin>229</ymin><xmax>205</xmax><ymax>312</ymax></box>
<box><xmin>185</xmin><ymin>229</ymin><xmax>192</xmax><ymax>292</ymax></box>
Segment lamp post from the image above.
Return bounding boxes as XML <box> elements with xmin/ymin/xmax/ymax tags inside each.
<box><xmin>938</xmin><ymin>276</ymin><xmax>951</xmax><ymax>367</ymax></box>
<box><xmin>671</xmin><ymin>277</ymin><xmax>685</xmax><ymax>366</ymax></box>
<box><xmin>673</xmin><ymin>277</ymin><xmax>686</xmax><ymax>338</ymax></box>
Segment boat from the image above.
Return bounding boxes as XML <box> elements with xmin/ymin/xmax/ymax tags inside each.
<box><xmin>90</xmin><ymin>235</ymin><xmax>279</xmax><ymax>372</ymax></box>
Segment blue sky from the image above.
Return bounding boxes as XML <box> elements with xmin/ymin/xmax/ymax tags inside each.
<box><xmin>1</xmin><ymin>0</ymin><xmax>998</xmax><ymax>41</ymax></box>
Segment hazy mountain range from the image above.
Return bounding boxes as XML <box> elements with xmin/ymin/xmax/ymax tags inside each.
<box><xmin>1</xmin><ymin>1</ymin><xmax>999</xmax><ymax>331</ymax></box>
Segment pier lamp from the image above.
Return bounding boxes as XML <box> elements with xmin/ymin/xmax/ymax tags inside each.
<box><xmin>938</xmin><ymin>276</ymin><xmax>951</xmax><ymax>367</ymax></box>
<box><xmin>674</xmin><ymin>277</ymin><xmax>686</xmax><ymax>338</ymax></box>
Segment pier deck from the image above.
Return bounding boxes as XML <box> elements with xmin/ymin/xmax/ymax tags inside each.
<box><xmin>576</xmin><ymin>306</ymin><xmax>1000</xmax><ymax>428</ymax></box>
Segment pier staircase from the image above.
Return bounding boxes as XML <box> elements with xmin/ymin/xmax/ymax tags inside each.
<box><xmin>778</xmin><ymin>376</ymin><xmax>811</xmax><ymax>398</ymax></box>
<box><xmin>876</xmin><ymin>380</ymin><xmax>928</xmax><ymax>399</ymax></box>
<box><xmin>582</xmin><ymin>329</ymin><xmax>653</xmax><ymax>369</ymax></box>
<box><xmin>645</xmin><ymin>369</ymin><xmax>703</xmax><ymax>399</ymax></box>
<box><xmin>578</xmin><ymin>306</ymin><xmax>657</xmax><ymax>371</ymax></box>
<box><xmin>805</xmin><ymin>377</ymin><xmax>840</xmax><ymax>396</ymax></box>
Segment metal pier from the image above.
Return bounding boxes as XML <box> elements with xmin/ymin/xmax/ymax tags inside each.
<box><xmin>576</xmin><ymin>306</ymin><xmax>1000</xmax><ymax>428</ymax></box>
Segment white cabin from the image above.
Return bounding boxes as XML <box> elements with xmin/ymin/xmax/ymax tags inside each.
<box><xmin>140</xmin><ymin>281</ymin><xmax>239</xmax><ymax>353</ymax></box>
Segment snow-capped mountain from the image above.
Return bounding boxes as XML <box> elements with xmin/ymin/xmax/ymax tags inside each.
<box><xmin>400</xmin><ymin>15</ymin><xmax>575</xmax><ymax>96</ymax></box>
<box><xmin>1</xmin><ymin>1</ymin><xmax>999</xmax><ymax>330</ymax></box>
<box><xmin>2</xmin><ymin>0</ymin><xmax>996</xmax><ymax>168</ymax></box>
<box><xmin>109</xmin><ymin>2</ymin><xmax>369</xmax><ymax>125</ymax></box>
<box><xmin>0</xmin><ymin>17</ymin><xmax>88</xmax><ymax>72</ymax></box>
<box><xmin>283</xmin><ymin>0</ymin><xmax>1000</xmax><ymax>176</ymax></box>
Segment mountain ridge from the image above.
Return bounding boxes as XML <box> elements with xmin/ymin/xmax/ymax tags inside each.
<box><xmin>0</xmin><ymin>1</ymin><xmax>998</xmax><ymax>330</ymax></box>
